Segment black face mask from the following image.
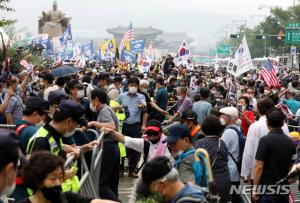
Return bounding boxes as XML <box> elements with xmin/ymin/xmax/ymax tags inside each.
<box><xmin>149</xmin><ymin>137</ymin><xmax>161</xmax><ymax>144</ymax></box>
<box><xmin>41</xmin><ymin>186</ymin><xmax>62</xmax><ymax>202</ymax></box>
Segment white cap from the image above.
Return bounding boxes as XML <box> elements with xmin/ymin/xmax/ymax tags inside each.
<box><xmin>220</xmin><ymin>107</ymin><xmax>238</xmax><ymax>117</ymax></box>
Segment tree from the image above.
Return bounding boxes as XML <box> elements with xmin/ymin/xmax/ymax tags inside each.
<box><xmin>0</xmin><ymin>0</ymin><xmax>16</xmax><ymax>27</ymax></box>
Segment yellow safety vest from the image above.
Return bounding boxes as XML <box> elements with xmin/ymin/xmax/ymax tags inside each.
<box><xmin>26</xmin><ymin>127</ymin><xmax>63</xmax><ymax>156</ymax></box>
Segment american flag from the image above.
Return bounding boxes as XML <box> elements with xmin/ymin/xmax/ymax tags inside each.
<box><xmin>261</xmin><ymin>59</ymin><xmax>279</xmax><ymax>87</ymax></box>
<box><xmin>119</xmin><ymin>23</ymin><xmax>134</xmax><ymax>52</ymax></box>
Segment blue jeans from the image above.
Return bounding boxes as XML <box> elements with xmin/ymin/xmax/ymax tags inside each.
<box><xmin>258</xmin><ymin>194</ymin><xmax>289</xmax><ymax>203</ymax></box>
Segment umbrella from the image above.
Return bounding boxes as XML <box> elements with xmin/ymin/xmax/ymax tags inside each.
<box><xmin>51</xmin><ymin>66</ymin><xmax>78</xmax><ymax>78</ymax></box>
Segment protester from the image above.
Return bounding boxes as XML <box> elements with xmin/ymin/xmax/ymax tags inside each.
<box><xmin>18</xmin><ymin>151</ymin><xmax>119</xmax><ymax>203</ymax></box>
<box><xmin>5</xmin><ymin>77</ymin><xmax>26</xmax><ymax>124</ymax></box>
<box><xmin>0</xmin><ymin>129</ymin><xmax>20</xmax><ymax>203</ymax></box>
<box><xmin>40</xmin><ymin>73</ymin><xmax>59</xmax><ymax>101</ymax></box>
<box><xmin>180</xmin><ymin>109</ymin><xmax>203</xmax><ymax>145</ymax></box>
<box><xmin>219</xmin><ymin>106</ymin><xmax>242</xmax><ymax>203</ymax></box>
<box><xmin>87</xmin><ymin>88</ymin><xmax>120</xmax><ymax>202</ymax></box>
<box><xmin>168</xmin><ymin>87</ymin><xmax>193</xmax><ymax>123</ymax></box>
<box><xmin>140</xmin><ymin>156</ymin><xmax>207</xmax><ymax>203</ymax></box>
<box><xmin>237</xmin><ymin>96</ymin><xmax>255</xmax><ymax>136</ymax></box>
<box><xmin>195</xmin><ymin>115</ymin><xmax>231</xmax><ymax>203</ymax></box>
<box><xmin>192</xmin><ymin>87</ymin><xmax>212</xmax><ymax>124</ymax></box>
<box><xmin>163</xmin><ymin>124</ymin><xmax>196</xmax><ymax>184</ymax></box>
<box><xmin>241</xmin><ymin>98</ymin><xmax>289</xmax><ymax>183</ymax></box>
<box><xmin>117</xmin><ymin>77</ymin><xmax>147</xmax><ymax>178</ymax></box>
<box><xmin>107</xmin><ymin>76</ymin><xmax>122</xmax><ymax>101</ymax></box>
<box><xmin>252</xmin><ymin>108</ymin><xmax>295</xmax><ymax>202</ymax></box>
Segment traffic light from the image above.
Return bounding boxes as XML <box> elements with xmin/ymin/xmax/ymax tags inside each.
<box><xmin>230</xmin><ymin>34</ymin><xmax>240</xmax><ymax>39</ymax></box>
<box><xmin>256</xmin><ymin>35</ymin><xmax>266</xmax><ymax>39</ymax></box>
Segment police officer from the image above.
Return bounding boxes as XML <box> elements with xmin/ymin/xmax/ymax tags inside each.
<box><xmin>26</xmin><ymin>100</ymin><xmax>86</xmax><ymax>157</ymax></box>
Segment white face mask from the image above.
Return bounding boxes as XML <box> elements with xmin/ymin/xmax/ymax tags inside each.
<box><xmin>220</xmin><ymin>118</ymin><xmax>226</xmax><ymax>125</ymax></box>
<box><xmin>63</xmin><ymin>128</ymin><xmax>76</xmax><ymax>138</ymax></box>
<box><xmin>36</xmin><ymin>120</ymin><xmax>45</xmax><ymax>129</ymax></box>
<box><xmin>264</xmin><ymin>90</ymin><xmax>270</xmax><ymax>95</ymax></box>
<box><xmin>77</xmin><ymin>90</ymin><xmax>84</xmax><ymax>99</ymax></box>
<box><xmin>89</xmin><ymin>103</ymin><xmax>98</xmax><ymax>113</ymax></box>
<box><xmin>0</xmin><ymin>181</ymin><xmax>16</xmax><ymax>198</ymax></box>
<box><xmin>129</xmin><ymin>87</ymin><xmax>138</xmax><ymax>94</ymax></box>
<box><xmin>177</xmin><ymin>96</ymin><xmax>183</xmax><ymax>101</ymax></box>
<box><xmin>173</xmin><ymin>150</ymin><xmax>184</xmax><ymax>158</ymax></box>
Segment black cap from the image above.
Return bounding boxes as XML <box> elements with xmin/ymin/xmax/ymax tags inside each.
<box><xmin>181</xmin><ymin>109</ymin><xmax>197</xmax><ymax>121</ymax></box>
<box><xmin>142</xmin><ymin>156</ymin><xmax>173</xmax><ymax>185</ymax></box>
<box><xmin>0</xmin><ymin>129</ymin><xmax>20</xmax><ymax>168</ymax></box>
<box><xmin>67</xmin><ymin>79</ymin><xmax>83</xmax><ymax>90</ymax></box>
<box><xmin>26</xmin><ymin>96</ymin><xmax>50</xmax><ymax>113</ymax></box>
<box><xmin>55</xmin><ymin>100</ymin><xmax>86</xmax><ymax>126</ymax></box>
<box><xmin>48</xmin><ymin>90</ymin><xmax>69</xmax><ymax>106</ymax></box>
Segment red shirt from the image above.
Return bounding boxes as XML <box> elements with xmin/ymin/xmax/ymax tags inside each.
<box><xmin>240</xmin><ymin>110</ymin><xmax>255</xmax><ymax>136</ymax></box>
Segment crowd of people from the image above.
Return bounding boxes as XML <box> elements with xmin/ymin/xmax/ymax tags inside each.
<box><xmin>1</xmin><ymin>54</ymin><xmax>300</xmax><ymax>203</ymax></box>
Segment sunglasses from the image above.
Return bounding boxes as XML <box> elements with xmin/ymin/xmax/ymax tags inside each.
<box><xmin>146</xmin><ymin>131</ymin><xmax>159</xmax><ymax>137</ymax></box>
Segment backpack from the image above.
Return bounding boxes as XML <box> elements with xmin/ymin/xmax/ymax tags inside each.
<box><xmin>224</xmin><ymin>126</ymin><xmax>245</xmax><ymax>173</ymax></box>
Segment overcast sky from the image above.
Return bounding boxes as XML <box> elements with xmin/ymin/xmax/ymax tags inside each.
<box><xmin>4</xmin><ymin>0</ymin><xmax>292</xmax><ymax>51</ymax></box>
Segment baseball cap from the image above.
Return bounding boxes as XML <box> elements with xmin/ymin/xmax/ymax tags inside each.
<box><xmin>0</xmin><ymin>129</ymin><xmax>20</xmax><ymax>168</ymax></box>
<box><xmin>163</xmin><ymin>124</ymin><xmax>191</xmax><ymax>144</ymax></box>
<box><xmin>181</xmin><ymin>109</ymin><xmax>197</xmax><ymax>121</ymax></box>
<box><xmin>144</xmin><ymin>120</ymin><xmax>162</xmax><ymax>134</ymax></box>
<box><xmin>26</xmin><ymin>97</ymin><xmax>50</xmax><ymax>113</ymax></box>
<box><xmin>220</xmin><ymin>107</ymin><xmax>238</xmax><ymax>117</ymax></box>
<box><xmin>98</xmin><ymin>73</ymin><xmax>109</xmax><ymax>80</ymax></box>
<box><xmin>48</xmin><ymin>90</ymin><xmax>69</xmax><ymax>106</ymax></box>
<box><xmin>54</xmin><ymin>100</ymin><xmax>86</xmax><ymax>126</ymax></box>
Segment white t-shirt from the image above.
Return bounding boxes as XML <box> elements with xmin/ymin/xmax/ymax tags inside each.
<box><xmin>44</xmin><ymin>85</ymin><xmax>59</xmax><ymax>101</ymax></box>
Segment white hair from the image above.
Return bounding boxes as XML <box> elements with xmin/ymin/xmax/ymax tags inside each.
<box><xmin>140</xmin><ymin>79</ymin><xmax>150</xmax><ymax>87</ymax></box>
<box><xmin>160</xmin><ymin>168</ymin><xmax>179</xmax><ymax>183</ymax></box>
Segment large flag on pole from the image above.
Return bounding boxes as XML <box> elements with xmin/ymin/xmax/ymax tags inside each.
<box><xmin>233</xmin><ymin>36</ymin><xmax>253</xmax><ymax>76</ymax></box>
<box><xmin>119</xmin><ymin>23</ymin><xmax>134</xmax><ymax>52</ymax></box>
<box><xmin>59</xmin><ymin>26</ymin><xmax>72</xmax><ymax>46</ymax></box>
<box><xmin>261</xmin><ymin>59</ymin><xmax>279</xmax><ymax>87</ymax></box>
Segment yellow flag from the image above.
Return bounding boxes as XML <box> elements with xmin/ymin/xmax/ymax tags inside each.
<box><xmin>112</xmin><ymin>37</ymin><xmax>117</xmax><ymax>53</ymax></box>
<box><xmin>125</xmin><ymin>40</ymin><xmax>130</xmax><ymax>51</ymax></box>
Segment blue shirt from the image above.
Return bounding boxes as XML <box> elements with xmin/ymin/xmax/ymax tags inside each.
<box><xmin>284</xmin><ymin>98</ymin><xmax>300</xmax><ymax>114</ymax></box>
<box><xmin>5</xmin><ymin>94</ymin><xmax>24</xmax><ymax>124</ymax></box>
<box><xmin>192</xmin><ymin>100</ymin><xmax>212</xmax><ymax>124</ymax></box>
<box><xmin>117</xmin><ymin>92</ymin><xmax>146</xmax><ymax>124</ymax></box>
<box><xmin>171</xmin><ymin>183</ymin><xmax>207</xmax><ymax>203</ymax></box>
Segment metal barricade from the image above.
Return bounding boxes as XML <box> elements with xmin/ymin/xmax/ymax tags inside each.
<box><xmin>79</xmin><ymin>152</ymin><xmax>98</xmax><ymax>198</ymax></box>
<box><xmin>90</xmin><ymin>130</ymin><xmax>105</xmax><ymax>197</ymax></box>
<box><xmin>0</xmin><ymin>124</ymin><xmax>16</xmax><ymax>130</ymax></box>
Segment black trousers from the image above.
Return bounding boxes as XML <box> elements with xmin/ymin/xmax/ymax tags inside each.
<box><xmin>99</xmin><ymin>141</ymin><xmax>120</xmax><ymax>202</ymax></box>
<box><xmin>231</xmin><ymin>181</ymin><xmax>243</xmax><ymax>203</ymax></box>
<box><xmin>122</xmin><ymin>123</ymin><xmax>141</xmax><ymax>171</ymax></box>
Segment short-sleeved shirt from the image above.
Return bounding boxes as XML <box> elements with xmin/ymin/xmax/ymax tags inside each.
<box><xmin>177</xmin><ymin>96</ymin><xmax>193</xmax><ymax>115</ymax></box>
<box><xmin>117</xmin><ymin>92</ymin><xmax>146</xmax><ymax>124</ymax></box>
<box><xmin>255</xmin><ymin>129</ymin><xmax>295</xmax><ymax>185</ymax></box>
<box><xmin>5</xmin><ymin>94</ymin><xmax>24</xmax><ymax>124</ymax></box>
<box><xmin>97</xmin><ymin>104</ymin><xmax>119</xmax><ymax>142</ymax></box>
<box><xmin>221</xmin><ymin>125</ymin><xmax>240</xmax><ymax>182</ymax></box>
<box><xmin>153</xmin><ymin>87</ymin><xmax>168</xmax><ymax>114</ymax></box>
<box><xmin>192</xmin><ymin>100</ymin><xmax>212</xmax><ymax>124</ymax></box>
<box><xmin>15</xmin><ymin>120</ymin><xmax>38</xmax><ymax>154</ymax></box>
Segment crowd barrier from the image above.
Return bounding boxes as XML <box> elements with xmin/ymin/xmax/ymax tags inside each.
<box><xmin>0</xmin><ymin>124</ymin><xmax>16</xmax><ymax>130</ymax></box>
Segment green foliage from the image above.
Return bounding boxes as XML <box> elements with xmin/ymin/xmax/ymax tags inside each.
<box><xmin>0</xmin><ymin>0</ymin><xmax>16</xmax><ymax>27</ymax></box>
<box><xmin>216</xmin><ymin>4</ymin><xmax>300</xmax><ymax>58</ymax></box>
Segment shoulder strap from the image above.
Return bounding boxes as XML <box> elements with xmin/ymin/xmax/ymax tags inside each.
<box><xmin>136</xmin><ymin>140</ymin><xmax>150</xmax><ymax>173</ymax></box>
<box><xmin>14</xmin><ymin>95</ymin><xmax>25</xmax><ymax>110</ymax></box>
<box><xmin>211</xmin><ymin>139</ymin><xmax>221</xmax><ymax>168</ymax></box>
<box><xmin>84</xmin><ymin>85</ymin><xmax>88</xmax><ymax>98</ymax></box>
<box><xmin>16</xmin><ymin>124</ymin><xmax>30</xmax><ymax>136</ymax></box>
